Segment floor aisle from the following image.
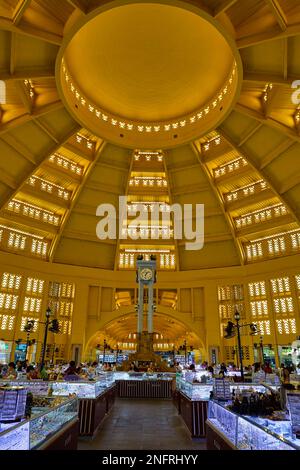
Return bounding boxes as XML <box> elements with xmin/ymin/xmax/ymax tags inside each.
<box><xmin>78</xmin><ymin>399</ymin><xmax>207</xmax><ymax>450</ymax></box>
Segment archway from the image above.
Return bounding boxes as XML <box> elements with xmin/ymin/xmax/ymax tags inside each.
<box><xmin>84</xmin><ymin>307</ymin><xmax>206</xmax><ymax>363</ymax></box>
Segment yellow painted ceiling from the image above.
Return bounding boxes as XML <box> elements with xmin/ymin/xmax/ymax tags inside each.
<box><xmin>64</xmin><ymin>3</ymin><xmax>234</xmax><ymax>122</ymax></box>
<box><xmin>0</xmin><ymin>0</ymin><xmax>300</xmax><ymax>272</ymax></box>
<box><xmin>88</xmin><ymin>312</ymin><xmax>200</xmax><ymax>349</ymax></box>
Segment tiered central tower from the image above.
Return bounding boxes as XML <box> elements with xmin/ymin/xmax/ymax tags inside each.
<box><xmin>118</xmin><ymin>150</ymin><xmax>176</xmax><ymax>271</ymax></box>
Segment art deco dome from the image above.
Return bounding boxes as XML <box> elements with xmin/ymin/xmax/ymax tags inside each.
<box><xmin>0</xmin><ymin>0</ymin><xmax>299</xmax><ymax>275</ymax></box>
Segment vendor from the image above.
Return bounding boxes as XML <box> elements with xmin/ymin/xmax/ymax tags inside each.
<box><xmin>129</xmin><ymin>362</ymin><xmax>139</xmax><ymax>372</ymax></box>
<box><xmin>26</xmin><ymin>365</ymin><xmax>39</xmax><ymax>380</ymax></box>
<box><xmin>282</xmin><ymin>365</ymin><xmax>290</xmax><ymax>384</ymax></box>
<box><xmin>147</xmin><ymin>362</ymin><xmax>155</xmax><ymax>373</ymax></box>
<box><xmin>3</xmin><ymin>362</ymin><xmax>17</xmax><ymax>379</ymax></box>
<box><xmin>64</xmin><ymin>360</ymin><xmax>79</xmax><ymax>381</ymax></box>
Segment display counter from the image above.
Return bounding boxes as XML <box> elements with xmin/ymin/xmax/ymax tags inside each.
<box><xmin>175</xmin><ymin>375</ymin><xmax>212</xmax><ymax>438</ymax></box>
<box><xmin>0</xmin><ymin>375</ymin><xmax>117</xmax><ymax>437</ymax></box>
<box><xmin>114</xmin><ymin>372</ymin><xmax>175</xmax><ymax>399</ymax></box>
<box><xmin>175</xmin><ymin>376</ymin><xmax>280</xmax><ymax>439</ymax></box>
<box><xmin>0</xmin><ymin>396</ymin><xmax>78</xmax><ymax>450</ymax></box>
<box><xmin>206</xmin><ymin>400</ymin><xmax>300</xmax><ymax>450</ymax></box>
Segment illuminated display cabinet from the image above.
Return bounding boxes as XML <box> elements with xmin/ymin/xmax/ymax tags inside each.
<box><xmin>206</xmin><ymin>400</ymin><xmax>300</xmax><ymax>451</ymax></box>
<box><xmin>0</xmin><ymin>397</ymin><xmax>78</xmax><ymax>450</ymax></box>
<box><xmin>0</xmin><ymin>376</ymin><xmax>117</xmax><ymax>438</ymax></box>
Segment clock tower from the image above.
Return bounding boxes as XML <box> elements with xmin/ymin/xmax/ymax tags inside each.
<box><xmin>122</xmin><ymin>255</ymin><xmax>168</xmax><ymax>370</ymax></box>
<box><xmin>136</xmin><ymin>256</ymin><xmax>156</xmax><ymax>334</ymax></box>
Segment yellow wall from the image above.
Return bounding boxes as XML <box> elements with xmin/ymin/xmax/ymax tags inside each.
<box><xmin>0</xmin><ymin>250</ymin><xmax>299</xmax><ymax>365</ymax></box>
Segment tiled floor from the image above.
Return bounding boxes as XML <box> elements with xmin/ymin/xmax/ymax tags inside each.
<box><xmin>78</xmin><ymin>399</ymin><xmax>207</xmax><ymax>450</ymax></box>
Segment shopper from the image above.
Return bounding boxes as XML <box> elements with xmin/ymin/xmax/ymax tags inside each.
<box><xmin>175</xmin><ymin>361</ymin><xmax>183</xmax><ymax>372</ymax></box>
<box><xmin>263</xmin><ymin>362</ymin><xmax>273</xmax><ymax>374</ymax></box>
<box><xmin>282</xmin><ymin>365</ymin><xmax>290</xmax><ymax>384</ymax></box>
<box><xmin>128</xmin><ymin>361</ymin><xmax>139</xmax><ymax>372</ymax></box>
<box><xmin>64</xmin><ymin>360</ymin><xmax>79</xmax><ymax>381</ymax></box>
<box><xmin>3</xmin><ymin>362</ymin><xmax>17</xmax><ymax>379</ymax></box>
<box><xmin>147</xmin><ymin>362</ymin><xmax>155</xmax><ymax>373</ymax></box>
<box><xmin>26</xmin><ymin>365</ymin><xmax>38</xmax><ymax>380</ymax></box>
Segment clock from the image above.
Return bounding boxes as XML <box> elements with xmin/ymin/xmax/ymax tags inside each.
<box><xmin>140</xmin><ymin>268</ymin><xmax>153</xmax><ymax>281</ymax></box>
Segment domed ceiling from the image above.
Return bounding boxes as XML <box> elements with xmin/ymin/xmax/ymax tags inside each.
<box><xmin>0</xmin><ymin>0</ymin><xmax>300</xmax><ymax>271</ymax></box>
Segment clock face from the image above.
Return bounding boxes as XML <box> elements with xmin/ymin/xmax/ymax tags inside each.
<box><xmin>140</xmin><ymin>268</ymin><xmax>153</xmax><ymax>281</ymax></box>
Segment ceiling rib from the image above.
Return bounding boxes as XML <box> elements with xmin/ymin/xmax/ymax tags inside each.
<box><xmin>238</xmin><ymin>123</ymin><xmax>263</xmax><ymax>146</ymax></box>
<box><xmin>49</xmin><ymin>140</ymin><xmax>106</xmax><ymax>262</ymax></box>
<box><xmin>1</xmin><ymin>133</ymin><xmax>37</xmax><ymax>165</ymax></box>
<box><xmin>283</xmin><ymin>37</ymin><xmax>288</xmax><ymax>80</ymax></box>
<box><xmin>9</xmin><ymin>32</ymin><xmax>16</xmax><ymax>75</ymax></box>
<box><xmin>243</xmin><ymin>72</ymin><xmax>295</xmax><ymax>87</ymax></box>
<box><xmin>259</xmin><ymin>139</ymin><xmax>294</xmax><ymax>169</ymax></box>
<box><xmin>235</xmin><ymin>103</ymin><xmax>300</xmax><ymax>145</ymax></box>
<box><xmin>0</xmin><ymin>209</ymin><xmax>58</xmax><ymax>235</ymax></box>
<box><xmin>218</xmin><ymin>127</ymin><xmax>300</xmax><ymax>228</ymax></box>
<box><xmin>265</xmin><ymin>0</ymin><xmax>287</xmax><ymax>31</ymax></box>
<box><xmin>214</xmin><ymin>0</ymin><xmax>238</xmax><ymax>17</ymax></box>
<box><xmin>15</xmin><ymin>80</ymin><xmax>33</xmax><ymax>114</ymax></box>
<box><xmin>0</xmin><ymin>18</ymin><xmax>62</xmax><ymax>45</ymax></box>
<box><xmin>0</xmin><ymin>100</ymin><xmax>64</xmax><ymax>136</ymax></box>
<box><xmin>113</xmin><ymin>154</ymin><xmax>133</xmax><ymax>272</ymax></box>
<box><xmin>0</xmin><ymin>171</ymin><xmax>18</xmax><ymax>190</ymax></box>
<box><xmin>237</xmin><ymin>23</ymin><xmax>300</xmax><ymax>49</ymax></box>
<box><xmin>34</xmin><ymin>0</ymin><xmax>65</xmax><ymax>25</ymax></box>
<box><xmin>34</xmin><ymin>120</ymin><xmax>60</xmax><ymax>144</ymax></box>
<box><xmin>0</xmin><ymin>122</ymin><xmax>81</xmax><ymax>212</ymax></box>
<box><xmin>191</xmin><ymin>142</ymin><xmax>245</xmax><ymax>265</ymax></box>
<box><xmin>164</xmin><ymin>152</ymin><xmax>180</xmax><ymax>272</ymax></box>
<box><xmin>1</xmin><ymin>67</ymin><xmax>55</xmax><ymax>82</ymax></box>
<box><xmin>13</xmin><ymin>0</ymin><xmax>32</xmax><ymax>25</ymax></box>
<box><xmin>66</xmin><ymin>0</ymin><xmax>87</xmax><ymax>14</ymax></box>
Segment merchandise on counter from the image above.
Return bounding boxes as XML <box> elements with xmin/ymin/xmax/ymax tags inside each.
<box><xmin>176</xmin><ymin>376</ymin><xmax>213</xmax><ymax>401</ymax></box>
<box><xmin>287</xmin><ymin>392</ymin><xmax>300</xmax><ymax>437</ymax></box>
<box><xmin>0</xmin><ymin>396</ymin><xmax>78</xmax><ymax>450</ymax></box>
<box><xmin>229</xmin><ymin>387</ymin><xmax>282</xmax><ymax>417</ymax></box>
<box><xmin>207</xmin><ymin>399</ymin><xmax>300</xmax><ymax>450</ymax></box>
<box><xmin>0</xmin><ymin>421</ymin><xmax>30</xmax><ymax>450</ymax></box>
<box><xmin>0</xmin><ymin>386</ymin><xmax>27</xmax><ymax>422</ymax></box>
<box><xmin>213</xmin><ymin>378</ymin><xmax>231</xmax><ymax>401</ymax></box>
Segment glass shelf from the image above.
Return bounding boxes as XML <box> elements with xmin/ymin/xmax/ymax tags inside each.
<box><xmin>113</xmin><ymin>372</ymin><xmax>175</xmax><ymax>381</ymax></box>
<box><xmin>176</xmin><ymin>376</ymin><xmax>213</xmax><ymax>401</ymax></box>
<box><xmin>0</xmin><ymin>396</ymin><xmax>78</xmax><ymax>450</ymax></box>
<box><xmin>207</xmin><ymin>400</ymin><xmax>300</xmax><ymax>450</ymax></box>
<box><xmin>0</xmin><ymin>373</ymin><xmax>115</xmax><ymax>399</ymax></box>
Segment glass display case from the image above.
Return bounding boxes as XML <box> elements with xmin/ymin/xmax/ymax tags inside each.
<box><xmin>113</xmin><ymin>372</ymin><xmax>175</xmax><ymax>381</ymax></box>
<box><xmin>176</xmin><ymin>374</ymin><xmax>279</xmax><ymax>402</ymax></box>
<box><xmin>51</xmin><ymin>374</ymin><xmax>115</xmax><ymax>399</ymax></box>
<box><xmin>29</xmin><ymin>397</ymin><xmax>78</xmax><ymax>449</ymax></box>
<box><xmin>207</xmin><ymin>400</ymin><xmax>300</xmax><ymax>450</ymax></box>
<box><xmin>0</xmin><ymin>373</ymin><xmax>115</xmax><ymax>400</ymax></box>
<box><xmin>0</xmin><ymin>420</ymin><xmax>30</xmax><ymax>450</ymax></box>
<box><xmin>0</xmin><ymin>386</ymin><xmax>28</xmax><ymax>421</ymax></box>
<box><xmin>176</xmin><ymin>376</ymin><xmax>213</xmax><ymax>401</ymax></box>
<box><xmin>0</xmin><ymin>380</ymin><xmax>49</xmax><ymax>396</ymax></box>
<box><xmin>0</xmin><ymin>396</ymin><xmax>78</xmax><ymax>450</ymax></box>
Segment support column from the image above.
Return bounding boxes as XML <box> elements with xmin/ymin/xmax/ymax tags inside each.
<box><xmin>148</xmin><ymin>284</ymin><xmax>154</xmax><ymax>333</ymax></box>
<box><xmin>138</xmin><ymin>282</ymin><xmax>144</xmax><ymax>333</ymax></box>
